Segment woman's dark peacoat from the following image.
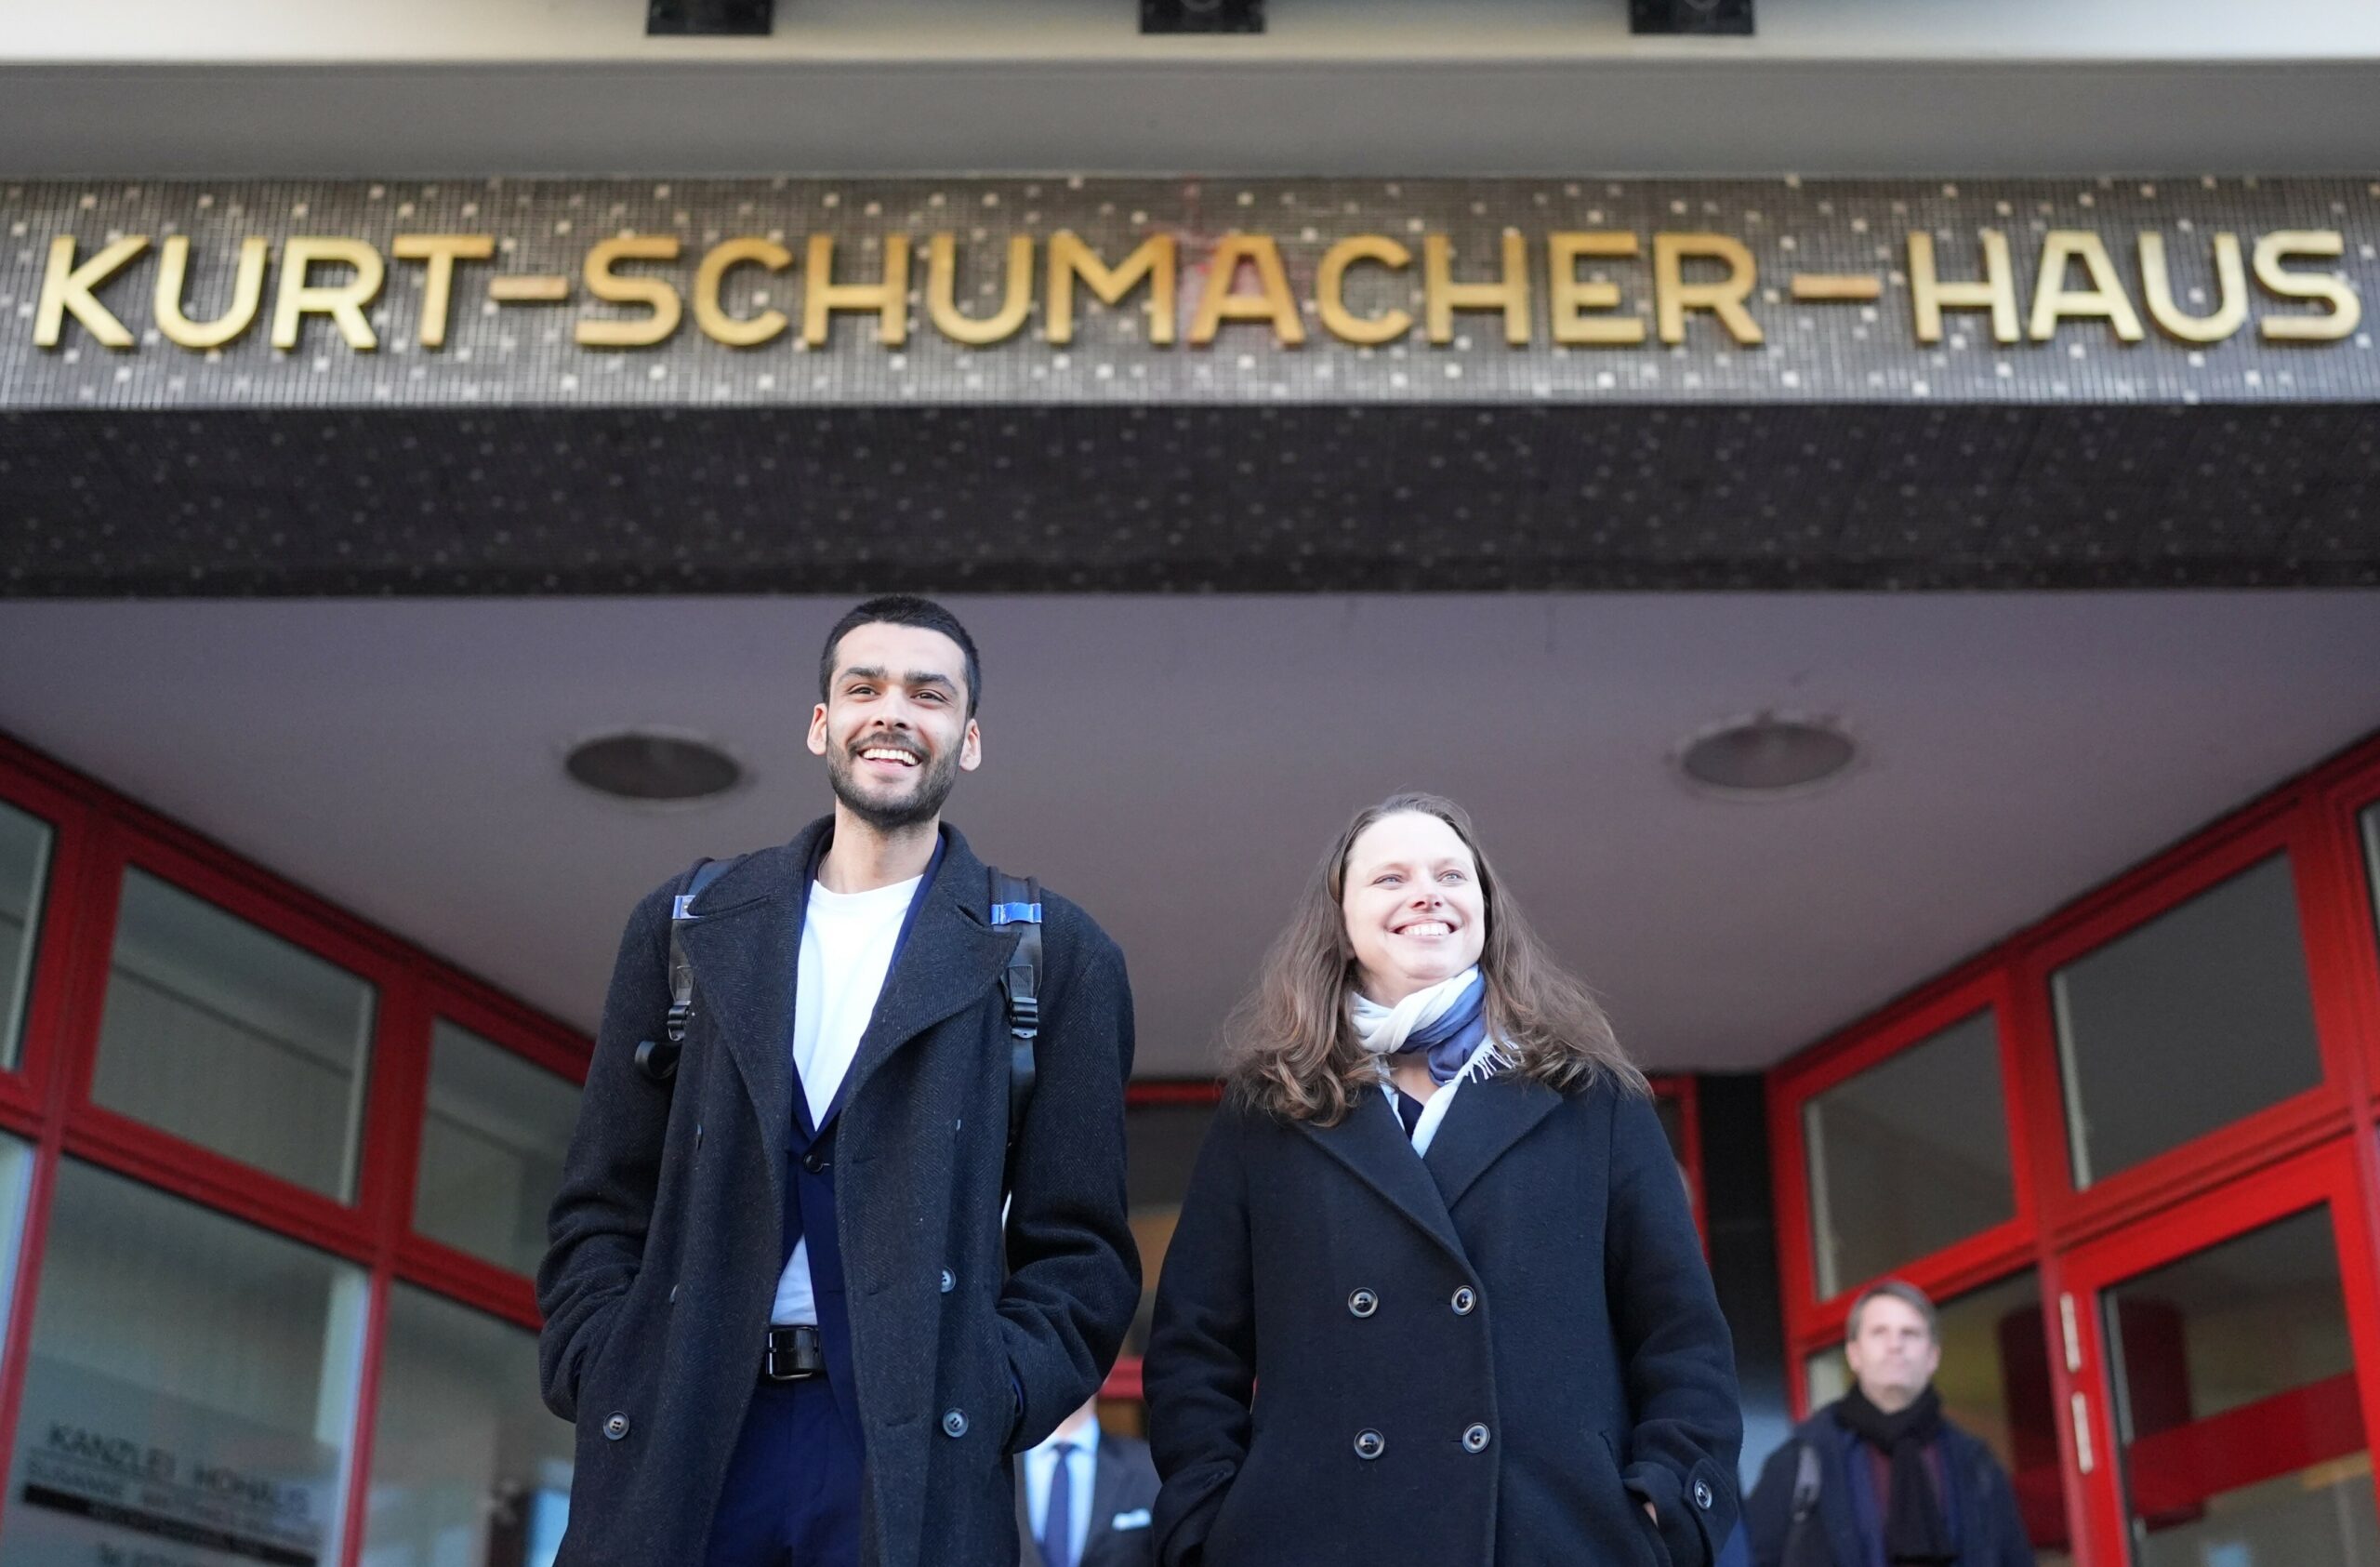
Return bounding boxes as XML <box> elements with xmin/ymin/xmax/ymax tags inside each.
<box><xmin>1144</xmin><ymin>1070</ymin><xmax>1740</xmax><ymax>1567</ymax></box>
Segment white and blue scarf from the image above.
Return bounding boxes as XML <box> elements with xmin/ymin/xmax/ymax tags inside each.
<box><xmin>1349</xmin><ymin>968</ymin><xmax>1507</xmax><ymax>1086</ymax></box>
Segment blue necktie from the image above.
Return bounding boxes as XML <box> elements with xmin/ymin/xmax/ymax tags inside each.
<box><xmin>1041</xmin><ymin>1442</ymin><xmax>1077</xmax><ymax>1567</ymax></box>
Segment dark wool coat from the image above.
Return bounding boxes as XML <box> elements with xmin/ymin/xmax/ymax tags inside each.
<box><xmin>1144</xmin><ymin>1073</ymin><xmax>1741</xmax><ymax>1567</ymax></box>
<box><xmin>1740</xmin><ymin>1407</ymin><xmax>2036</xmax><ymax>1567</ymax></box>
<box><xmin>536</xmin><ymin>820</ymin><xmax>1142</xmax><ymax>1567</ymax></box>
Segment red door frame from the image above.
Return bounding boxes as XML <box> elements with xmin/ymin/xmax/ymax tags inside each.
<box><xmin>2056</xmin><ymin>1137</ymin><xmax>2380</xmax><ymax>1567</ymax></box>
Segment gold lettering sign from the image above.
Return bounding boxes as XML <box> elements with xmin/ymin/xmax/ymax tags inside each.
<box><xmin>154</xmin><ymin>235</ymin><xmax>267</xmax><ymax>351</ymax></box>
<box><xmin>23</xmin><ymin>219</ymin><xmax>2368</xmax><ymax>367</ymax></box>
<box><xmin>1189</xmin><ymin>234</ymin><xmax>1304</xmax><ymax>347</ymax></box>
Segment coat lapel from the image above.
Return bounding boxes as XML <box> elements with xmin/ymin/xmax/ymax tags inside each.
<box><xmin>1295</xmin><ymin>1096</ymin><xmax>1471</xmax><ymax>1272</ymax></box>
<box><xmin>1421</xmin><ymin>1071</ymin><xmax>1563</xmax><ymax>1210</ymax></box>
<box><xmin>831</xmin><ymin>827</ymin><xmax>1015</xmax><ymax>1122</ymax></box>
<box><xmin>673</xmin><ymin>828</ymin><xmax>826</xmax><ymax>1199</ymax></box>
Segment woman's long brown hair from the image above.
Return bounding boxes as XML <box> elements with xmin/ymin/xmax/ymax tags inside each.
<box><xmin>1224</xmin><ymin>791</ymin><xmax>1647</xmax><ymax>1123</ymax></box>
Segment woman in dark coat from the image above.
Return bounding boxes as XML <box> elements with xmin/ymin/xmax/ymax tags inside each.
<box><xmin>1144</xmin><ymin>792</ymin><xmax>1741</xmax><ymax>1567</ymax></box>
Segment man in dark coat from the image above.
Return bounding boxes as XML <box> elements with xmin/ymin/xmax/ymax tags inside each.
<box><xmin>1741</xmin><ymin>1281</ymin><xmax>2035</xmax><ymax>1567</ymax></box>
<box><xmin>1014</xmin><ymin>1398</ymin><xmax>1161</xmax><ymax>1567</ymax></box>
<box><xmin>537</xmin><ymin>596</ymin><xmax>1141</xmax><ymax>1567</ymax></box>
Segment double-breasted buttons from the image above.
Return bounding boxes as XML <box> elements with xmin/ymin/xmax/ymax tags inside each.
<box><xmin>1462</xmin><ymin>1424</ymin><xmax>1491</xmax><ymax>1454</ymax></box>
<box><xmin>1693</xmin><ymin>1479</ymin><xmax>1714</xmax><ymax>1511</ymax></box>
<box><xmin>1347</xmin><ymin>1288</ymin><xmax>1379</xmax><ymax>1319</ymax></box>
<box><xmin>939</xmin><ymin>1268</ymin><xmax>956</xmax><ymax>1294</ymax></box>
<box><xmin>602</xmin><ymin>1414</ymin><xmax>630</xmax><ymax>1441</ymax></box>
<box><xmin>941</xmin><ymin>1409</ymin><xmax>969</xmax><ymax>1439</ymax></box>
<box><xmin>1353</xmin><ymin>1429</ymin><xmax>1386</xmax><ymax>1461</ymax></box>
<box><xmin>1451</xmin><ymin>1287</ymin><xmax>1477</xmax><ymax>1315</ymax></box>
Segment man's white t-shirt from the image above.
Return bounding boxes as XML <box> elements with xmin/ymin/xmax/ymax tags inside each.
<box><xmin>771</xmin><ymin>872</ymin><xmax>920</xmax><ymax>1326</ymax></box>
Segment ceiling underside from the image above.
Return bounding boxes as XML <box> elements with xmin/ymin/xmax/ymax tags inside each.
<box><xmin>2</xmin><ymin>592</ymin><xmax>2374</xmax><ymax>1078</ymax></box>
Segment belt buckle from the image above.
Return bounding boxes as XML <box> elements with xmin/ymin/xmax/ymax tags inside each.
<box><xmin>765</xmin><ymin>1326</ymin><xmax>819</xmax><ymax>1382</ymax></box>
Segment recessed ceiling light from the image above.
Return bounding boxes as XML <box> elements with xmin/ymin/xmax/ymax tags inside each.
<box><xmin>565</xmin><ymin>730</ymin><xmax>744</xmax><ymax>803</ymax></box>
<box><xmin>1676</xmin><ymin>714</ymin><xmax>1857</xmax><ymax>799</ymax></box>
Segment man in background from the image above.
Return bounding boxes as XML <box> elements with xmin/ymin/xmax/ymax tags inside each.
<box><xmin>1741</xmin><ymin>1281</ymin><xmax>2034</xmax><ymax>1567</ymax></box>
<box><xmin>1017</xmin><ymin>1396</ymin><xmax>1159</xmax><ymax>1567</ymax></box>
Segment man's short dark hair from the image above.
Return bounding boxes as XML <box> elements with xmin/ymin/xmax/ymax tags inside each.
<box><xmin>1846</xmin><ymin>1280</ymin><xmax>1938</xmax><ymax>1343</ymax></box>
<box><xmin>819</xmin><ymin>595</ymin><xmax>983</xmax><ymax>717</ymax></box>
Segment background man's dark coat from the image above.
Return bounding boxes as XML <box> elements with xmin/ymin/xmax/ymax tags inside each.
<box><xmin>537</xmin><ymin>821</ymin><xmax>1141</xmax><ymax>1567</ymax></box>
<box><xmin>1015</xmin><ymin>1429</ymin><xmax>1163</xmax><ymax>1567</ymax></box>
<box><xmin>1740</xmin><ymin>1406</ymin><xmax>2036</xmax><ymax>1567</ymax></box>
<box><xmin>1144</xmin><ymin>1074</ymin><xmax>1741</xmax><ymax>1567</ymax></box>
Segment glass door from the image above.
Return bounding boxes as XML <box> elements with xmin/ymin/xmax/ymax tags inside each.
<box><xmin>2060</xmin><ymin>1141</ymin><xmax>2380</xmax><ymax>1567</ymax></box>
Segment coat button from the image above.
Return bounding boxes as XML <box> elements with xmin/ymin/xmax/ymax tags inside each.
<box><xmin>1694</xmin><ymin>1479</ymin><xmax>1714</xmax><ymax>1510</ymax></box>
<box><xmin>1353</xmin><ymin>1429</ymin><xmax>1385</xmax><ymax>1461</ymax></box>
<box><xmin>1462</xmin><ymin>1423</ymin><xmax>1491</xmax><ymax>1454</ymax></box>
<box><xmin>668</xmin><ymin>1282</ymin><xmax>680</xmax><ymax>1304</ymax></box>
<box><xmin>1451</xmin><ymin>1287</ymin><xmax>1476</xmax><ymax>1315</ymax></box>
<box><xmin>801</xmin><ymin>1149</ymin><xmax>828</xmax><ymax>1175</ymax></box>
<box><xmin>694</xmin><ymin>1122</ymin><xmax>704</xmax><ymax>1149</ymax></box>
<box><xmin>602</xmin><ymin>1414</ymin><xmax>629</xmax><ymax>1441</ymax></box>
<box><xmin>942</xmin><ymin>1409</ymin><xmax>969</xmax><ymax>1439</ymax></box>
<box><xmin>1347</xmin><ymin>1288</ymin><xmax>1379</xmax><ymax>1319</ymax></box>
<box><xmin>939</xmin><ymin>1268</ymin><xmax>956</xmax><ymax>1294</ymax></box>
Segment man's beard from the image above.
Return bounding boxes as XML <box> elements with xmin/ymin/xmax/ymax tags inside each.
<box><xmin>826</xmin><ymin>739</ymin><xmax>960</xmax><ymax>831</ymax></box>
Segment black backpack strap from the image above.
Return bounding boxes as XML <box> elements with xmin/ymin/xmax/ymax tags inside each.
<box><xmin>988</xmin><ymin>868</ymin><xmax>1044</xmax><ymax>1173</ymax></box>
<box><xmin>634</xmin><ymin>855</ymin><xmax>743</xmax><ymax>1082</ymax></box>
<box><xmin>1790</xmin><ymin>1437</ymin><xmax>1822</xmax><ymax>1520</ymax></box>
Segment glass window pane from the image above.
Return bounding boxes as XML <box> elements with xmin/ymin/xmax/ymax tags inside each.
<box><xmin>363</xmin><ymin>1285</ymin><xmax>573</xmax><ymax>1567</ymax></box>
<box><xmin>0</xmin><ymin>1160</ymin><xmax>366</xmax><ymax>1567</ymax></box>
<box><xmin>1804</xmin><ymin>1011</ymin><xmax>2016</xmax><ymax>1297</ymax></box>
<box><xmin>0</xmin><ymin>1135</ymin><xmax>35</xmax><ymax>1359</ymax></box>
<box><xmin>93</xmin><ymin>870</ymin><xmax>377</xmax><ymax>1199</ymax></box>
<box><xmin>2053</xmin><ymin>857</ymin><xmax>2323</xmax><ymax>1189</ymax></box>
<box><xmin>1123</xmin><ymin>1101</ymin><xmax>1215</xmax><ymax>1363</ymax></box>
<box><xmin>0</xmin><ymin>803</ymin><xmax>53</xmax><ymax>1071</ymax></box>
<box><xmin>1655</xmin><ymin>1091</ymin><xmax>1688</xmax><ymax>1168</ymax></box>
<box><xmin>2103</xmin><ymin>1205</ymin><xmax>2376</xmax><ymax>1567</ymax></box>
<box><xmin>415</xmin><ymin>1023</ymin><xmax>580</xmax><ymax>1277</ymax></box>
<box><xmin>2362</xmin><ymin>803</ymin><xmax>2380</xmax><ymax>946</ymax></box>
<box><xmin>1806</xmin><ymin>1346</ymin><xmax>1849</xmax><ymax>1409</ymax></box>
<box><xmin>1807</xmin><ymin>1276</ymin><xmax>2072</xmax><ymax>1566</ymax></box>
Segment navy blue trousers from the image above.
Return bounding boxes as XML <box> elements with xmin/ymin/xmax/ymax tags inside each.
<box><xmin>701</xmin><ymin>1376</ymin><xmax>864</xmax><ymax>1567</ymax></box>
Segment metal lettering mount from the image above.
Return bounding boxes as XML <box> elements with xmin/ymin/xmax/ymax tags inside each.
<box><xmin>1631</xmin><ymin>0</ymin><xmax>1752</xmax><ymax>35</ymax></box>
<box><xmin>1143</xmin><ymin>0</ymin><xmax>1263</xmax><ymax>33</ymax></box>
<box><xmin>648</xmin><ymin>0</ymin><xmax>774</xmax><ymax>35</ymax></box>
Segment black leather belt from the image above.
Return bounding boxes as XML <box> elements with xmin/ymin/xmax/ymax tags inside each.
<box><xmin>763</xmin><ymin>1324</ymin><xmax>826</xmax><ymax>1382</ymax></box>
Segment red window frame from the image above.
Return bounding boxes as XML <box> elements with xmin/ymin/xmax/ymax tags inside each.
<box><xmin>1767</xmin><ymin>727</ymin><xmax>2380</xmax><ymax>1567</ymax></box>
<box><xmin>0</xmin><ymin>730</ymin><xmax>591</xmax><ymax>1567</ymax></box>
<box><xmin>1768</xmin><ymin>967</ymin><xmax>2039</xmax><ymax>1317</ymax></box>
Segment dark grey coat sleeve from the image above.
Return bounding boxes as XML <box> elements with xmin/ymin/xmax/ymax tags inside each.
<box><xmin>999</xmin><ymin>902</ymin><xmax>1144</xmax><ymax>1451</ymax></box>
<box><xmin>1142</xmin><ymin>1104</ymin><xmax>1255</xmax><ymax>1567</ymax></box>
<box><xmin>1608</xmin><ymin>1087</ymin><xmax>1745</xmax><ymax>1567</ymax></box>
<box><xmin>535</xmin><ymin>879</ymin><xmax>673</xmax><ymax>1423</ymax></box>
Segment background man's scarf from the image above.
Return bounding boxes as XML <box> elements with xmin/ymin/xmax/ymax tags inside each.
<box><xmin>1834</xmin><ymin>1385</ymin><xmax>1955</xmax><ymax>1565</ymax></box>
